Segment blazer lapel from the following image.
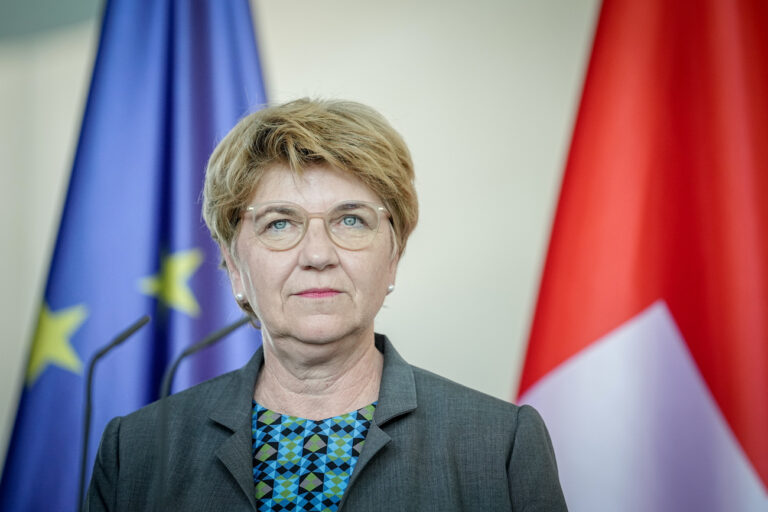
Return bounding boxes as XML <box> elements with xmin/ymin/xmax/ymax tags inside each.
<box><xmin>338</xmin><ymin>334</ymin><xmax>417</xmax><ymax>510</ymax></box>
<box><xmin>208</xmin><ymin>348</ymin><xmax>265</xmax><ymax>511</ymax></box>
<box><xmin>214</xmin><ymin>428</ymin><xmax>256</xmax><ymax>510</ymax></box>
<box><xmin>205</xmin><ymin>336</ymin><xmax>416</xmax><ymax>511</ymax></box>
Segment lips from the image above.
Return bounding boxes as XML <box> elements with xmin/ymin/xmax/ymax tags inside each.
<box><xmin>295</xmin><ymin>288</ymin><xmax>341</xmax><ymax>298</ymax></box>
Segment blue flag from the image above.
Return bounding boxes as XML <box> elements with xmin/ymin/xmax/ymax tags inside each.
<box><xmin>0</xmin><ymin>1</ymin><xmax>266</xmax><ymax>510</ymax></box>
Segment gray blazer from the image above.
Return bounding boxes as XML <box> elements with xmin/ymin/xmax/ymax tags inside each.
<box><xmin>86</xmin><ymin>335</ymin><xmax>567</xmax><ymax>511</ymax></box>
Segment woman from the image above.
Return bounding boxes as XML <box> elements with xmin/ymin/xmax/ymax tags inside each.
<box><xmin>87</xmin><ymin>99</ymin><xmax>567</xmax><ymax>511</ymax></box>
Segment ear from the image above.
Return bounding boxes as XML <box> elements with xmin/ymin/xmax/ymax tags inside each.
<box><xmin>220</xmin><ymin>244</ymin><xmax>246</xmax><ymax>299</ymax></box>
<box><xmin>386</xmin><ymin>252</ymin><xmax>399</xmax><ymax>289</ymax></box>
<box><xmin>386</xmin><ymin>224</ymin><xmax>400</xmax><ymax>287</ymax></box>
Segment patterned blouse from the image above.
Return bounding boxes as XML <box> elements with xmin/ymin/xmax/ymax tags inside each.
<box><xmin>251</xmin><ymin>401</ymin><xmax>376</xmax><ymax>512</ymax></box>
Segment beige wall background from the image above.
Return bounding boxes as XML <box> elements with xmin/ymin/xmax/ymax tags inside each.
<box><xmin>0</xmin><ymin>0</ymin><xmax>600</xmax><ymax>470</ymax></box>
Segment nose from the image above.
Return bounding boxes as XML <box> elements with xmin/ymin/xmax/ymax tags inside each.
<box><xmin>297</xmin><ymin>218</ymin><xmax>339</xmax><ymax>270</ymax></box>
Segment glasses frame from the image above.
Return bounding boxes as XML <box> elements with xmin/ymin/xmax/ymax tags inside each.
<box><xmin>242</xmin><ymin>200</ymin><xmax>390</xmax><ymax>251</ymax></box>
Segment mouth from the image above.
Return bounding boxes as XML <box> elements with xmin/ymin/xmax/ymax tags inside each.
<box><xmin>295</xmin><ymin>288</ymin><xmax>341</xmax><ymax>299</ymax></box>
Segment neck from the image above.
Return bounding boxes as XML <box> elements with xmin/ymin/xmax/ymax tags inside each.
<box><xmin>253</xmin><ymin>329</ymin><xmax>383</xmax><ymax>420</ymax></box>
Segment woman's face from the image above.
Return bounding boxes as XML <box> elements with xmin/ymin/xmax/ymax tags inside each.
<box><xmin>224</xmin><ymin>164</ymin><xmax>398</xmax><ymax>347</ymax></box>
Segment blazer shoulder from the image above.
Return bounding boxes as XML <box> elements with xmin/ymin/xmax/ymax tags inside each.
<box><xmin>120</xmin><ymin>366</ymin><xmax>242</xmax><ymax>427</ymax></box>
<box><xmin>408</xmin><ymin>365</ymin><xmax>553</xmax><ymax>444</ymax></box>
<box><xmin>410</xmin><ymin>365</ymin><xmax>522</xmax><ymax>421</ymax></box>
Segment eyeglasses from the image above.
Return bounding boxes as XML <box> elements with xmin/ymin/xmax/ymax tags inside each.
<box><xmin>242</xmin><ymin>200</ymin><xmax>390</xmax><ymax>251</ymax></box>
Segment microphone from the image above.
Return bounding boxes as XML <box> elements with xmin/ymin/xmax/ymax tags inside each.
<box><xmin>159</xmin><ymin>315</ymin><xmax>251</xmax><ymax>399</ymax></box>
<box><xmin>154</xmin><ymin>316</ymin><xmax>251</xmax><ymax>512</ymax></box>
<box><xmin>78</xmin><ymin>314</ymin><xmax>151</xmax><ymax>511</ymax></box>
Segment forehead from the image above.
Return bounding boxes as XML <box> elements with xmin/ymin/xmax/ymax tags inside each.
<box><xmin>251</xmin><ymin>164</ymin><xmax>380</xmax><ymax>209</ymax></box>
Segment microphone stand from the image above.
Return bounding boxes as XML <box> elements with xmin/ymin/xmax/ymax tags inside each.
<box><xmin>154</xmin><ymin>316</ymin><xmax>251</xmax><ymax>511</ymax></box>
<box><xmin>159</xmin><ymin>316</ymin><xmax>251</xmax><ymax>400</ymax></box>
<box><xmin>78</xmin><ymin>314</ymin><xmax>151</xmax><ymax>511</ymax></box>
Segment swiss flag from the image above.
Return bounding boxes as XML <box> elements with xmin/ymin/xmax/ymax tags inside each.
<box><xmin>518</xmin><ymin>0</ymin><xmax>768</xmax><ymax>510</ymax></box>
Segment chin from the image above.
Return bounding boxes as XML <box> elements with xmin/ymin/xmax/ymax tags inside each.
<box><xmin>293</xmin><ymin>328</ymin><xmax>351</xmax><ymax>345</ymax></box>
<box><xmin>289</xmin><ymin>317</ymin><xmax>368</xmax><ymax>346</ymax></box>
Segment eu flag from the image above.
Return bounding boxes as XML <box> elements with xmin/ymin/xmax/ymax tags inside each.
<box><xmin>0</xmin><ymin>1</ymin><xmax>266</xmax><ymax>510</ymax></box>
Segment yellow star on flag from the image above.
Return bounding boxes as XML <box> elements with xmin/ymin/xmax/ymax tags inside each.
<box><xmin>139</xmin><ymin>248</ymin><xmax>203</xmax><ymax>316</ymax></box>
<box><xmin>26</xmin><ymin>303</ymin><xmax>88</xmax><ymax>386</ymax></box>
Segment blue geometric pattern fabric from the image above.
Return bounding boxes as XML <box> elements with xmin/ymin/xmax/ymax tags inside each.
<box><xmin>251</xmin><ymin>401</ymin><xmax>376</xmax><ymax>511</ymax></box>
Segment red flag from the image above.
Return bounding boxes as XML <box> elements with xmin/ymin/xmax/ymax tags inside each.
<box><xmin>519</xmin><ymin>0</ymin><xmax>768</xmax><ymax>509</ymax></box>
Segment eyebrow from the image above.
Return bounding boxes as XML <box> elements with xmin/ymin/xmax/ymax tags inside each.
<box><xmin>257</xmin><ymin>204</ymin><xmax>302</xmax><ymax>215</ymax></box>
<box><xmin>334</xmin><ymin>201</ymin><xmax>366</xmax><ymax>210</ymax></box>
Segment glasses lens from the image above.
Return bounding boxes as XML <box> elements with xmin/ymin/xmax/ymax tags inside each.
<box><xmin>251</xmin><ymin>203</ymin><xmax>306</xmax><ymax>249</ymax></box>
<box><xmin>327</xmin><ymin>202</ymin><xmax>380</xmax><ymax>249</ymax></box>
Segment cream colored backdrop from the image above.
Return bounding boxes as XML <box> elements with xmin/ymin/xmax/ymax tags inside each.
<box><xmin>0</xmin><ymin>0</ymin><xmax>599</xmax><ymax>470</ymax></box>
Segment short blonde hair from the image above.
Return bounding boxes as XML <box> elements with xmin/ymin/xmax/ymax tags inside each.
<box><xmin>203</xmin><ymin>98</ymin><xmax>418</xmax><ymax>257</ymax></box>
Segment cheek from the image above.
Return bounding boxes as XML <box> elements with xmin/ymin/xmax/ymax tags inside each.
<box><xmin>353</xmin><ymin>251</ymin><xmax>396</xmax><ymax>294</ymax></box>
<box><xmin>238</xmin><ymin>250</ymin><xmax>293</xmax><ymax>298</ymax></box>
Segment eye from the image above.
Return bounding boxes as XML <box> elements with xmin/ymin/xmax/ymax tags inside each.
<box><xmin>330</xmin><ymin>203</ymin><xmax>378</xmax><ymax>232</ymax></box>
<box><xmin>253</xmin><ymin>209</ymin><xmax>303</xmax><ymax>237</ymax></box>
<box><xmin>341</xmin><ymin>215</ymin><xmax>363</xmax><ymax>227</ymax></box>
<box><xmin>268</xmin><ymin>219</ymin><xmax>290</xmax><ymax>231</ymax></box>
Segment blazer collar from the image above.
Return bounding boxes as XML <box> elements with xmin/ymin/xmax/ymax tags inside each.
<box><xmin>373</xmin><ymin>333</ymin><xmax>418</xmax><ymax>424</ymax></box>
<box><xmin>338</xmin><ymin>335</ymin><xmax>417</xmax><ymax>510</ymax></box>
<box><xmin>205</xmin><ymin>334</ymin><xmax>417</xmax><ymax>510</ymax></box>
<box><xmin>207</xmin><ymin>348</ymin><xmax>264</xmax><ymax>511</ymax></box>
<box><xmin>208</xmin><ymin>347</ymin><xmax>264</xmax><ymax>432</ymax></box>
<box><xmin>207</xmin><ymin>333</ymin><xmax>417</xmax><ymax>430</ymax></box>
